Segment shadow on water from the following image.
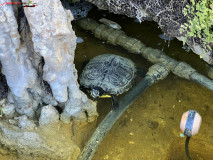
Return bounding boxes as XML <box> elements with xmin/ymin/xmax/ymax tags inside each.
<box><xmin>74</xmin><ymin>6</ymin><xmax>213</xmax><ymax>160</ymax></box>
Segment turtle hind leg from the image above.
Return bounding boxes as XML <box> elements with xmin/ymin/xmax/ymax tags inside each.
<box><xmin>110</xmin><ymin>95</ymin><xmax>119</xmax><ymax>110</ymax></box>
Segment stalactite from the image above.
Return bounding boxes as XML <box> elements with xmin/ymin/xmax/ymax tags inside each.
<box><xmin>22</xmin><ymin>0</ymin><xmax>98</xmax><ymax>122</ymax></box>
<box><xmin>0</xmin><ymin>1</ymin><xmax>38</xmax><ymax>117</ymax></box>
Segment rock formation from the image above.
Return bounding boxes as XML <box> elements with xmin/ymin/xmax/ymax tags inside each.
<box><xmin>0</xmin><ymin>0</ymin><xmax>98</xmax><ymax>159</ymax></box>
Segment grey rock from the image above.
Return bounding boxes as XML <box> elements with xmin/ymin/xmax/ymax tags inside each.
<box><xmin>0</xmin><ymin>121</ymin><xmax>80</xmax><ymax>159</ymax></box>
<box><xmin>1</xmin><ymin>103</ymin><xmax>15</xmax><ymax>117</ymax></box>
<box><xmin>0</xmin><ymin>126</ymin><xmax>43</xmax><ymax>148</ymax></box>
<box><xmin>14</xmin><ymin>115</ymin><xmax>36</xmax><ymax>130</ymax></box>
<box><xmin>39</xmin><ymin>104</ymin><xmax>59</xmax><ymax>126</ymax></box>
<box><xmin>8</xmin><ymin>119</ymin><xmax>18</xmax><ymax>126</ymax></box>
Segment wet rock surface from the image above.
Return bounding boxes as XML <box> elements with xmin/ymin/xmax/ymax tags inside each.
<box><xmin>0</xmin><ymin>121</ymin><xmax>81</xmax><ymax>160</ymax></box>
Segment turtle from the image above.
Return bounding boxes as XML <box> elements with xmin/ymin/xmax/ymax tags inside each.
<box><xmin>80</xmin><ymin>54</ymin><xmax>137</xmax><ymax>110</ymax></box>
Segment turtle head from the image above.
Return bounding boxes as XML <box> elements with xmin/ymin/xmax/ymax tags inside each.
<box><xmin>90</xmin><ymin>89</ymin><xmax>99</xmax><ymax>98</ymax></box>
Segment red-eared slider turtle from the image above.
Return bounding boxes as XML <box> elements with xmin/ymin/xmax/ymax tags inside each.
<box><xmin>80</xmin><ymin>54</ymin><xmax>137</xmax><ymax>109</ymax></box>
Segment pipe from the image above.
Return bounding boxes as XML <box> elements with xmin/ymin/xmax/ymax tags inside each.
<box><xmin>78</xmin><ymin>64</ymin><xmax>170</xmax><ymax>160</ymax></box>
<box><xmin>189</xmin><ymin>72</ymin><xmax>213</xmax><ymax>91</ymax></box>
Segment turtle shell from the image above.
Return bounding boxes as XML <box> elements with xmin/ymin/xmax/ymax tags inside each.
<box><xmin>80</xmin><ymin>54</ymin><xmax>136</xmax><ymax>95</ymax></box>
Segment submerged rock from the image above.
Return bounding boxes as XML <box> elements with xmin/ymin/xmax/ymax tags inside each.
<box><xmin>77</xmin><ymin>37</ymin><xmax>84</xmax><ymax>43</ymax></box>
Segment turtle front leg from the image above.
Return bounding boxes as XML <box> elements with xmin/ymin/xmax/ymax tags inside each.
<box><xmin>111</xmin><ymin>95</ymin><xmax>119</xmax><ymax>110</ymax></box>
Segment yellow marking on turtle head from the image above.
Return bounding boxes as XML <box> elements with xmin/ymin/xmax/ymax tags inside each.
<box><xmin>99</xmin><ymin>95</ymin><xmax>112</xmax><ymax>98</ymax></box>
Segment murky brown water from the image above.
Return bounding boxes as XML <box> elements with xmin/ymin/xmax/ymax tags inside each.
<box><xmin>74</xmin><ymin>8</ymin><xmax>213</xmax><ymax>160</ymax></box>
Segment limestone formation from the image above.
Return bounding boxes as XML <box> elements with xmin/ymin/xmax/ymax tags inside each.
<box><xmin>0</xmin><ymin>0</ymin><xmax>98</xmax><ymax>159</ymax></box>
<box><xmin>39</xmin><ymin>105</ymin><xmax>59</xmax><ymax>126</ymax></box>
<box><xmin>0</xmin><ymin>1</ymin><xmax>38</xmax><ymax>117</ymax></box>
<box><xmin>15</xmin><ymin>115</ymin><xmax>36</xmax><ymax>130</ymax></box>
<box><xmin>0</xmin><ymin>121</ymin><xmax>80</xmax><ymax>159</ymax></box>
<box><xmin>1</xmin><ymin>103</ymin><xmax>15</xmax><ymax>118</ymax></box>
<box><xmin>22</xmin><ymin>0</ymin><xmax>98</xmax><ymax>123</ymax></box>
<box><xmin>0</xmin><ymin>0</ymin><xmax>98</xmax><ymax>120</ymax></box>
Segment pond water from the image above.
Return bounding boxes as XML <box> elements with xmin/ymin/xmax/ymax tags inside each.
<box><xmin>74</xmin><ymin>7</ymin><xmax>213</xmax><ymax>160</ymax></box>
